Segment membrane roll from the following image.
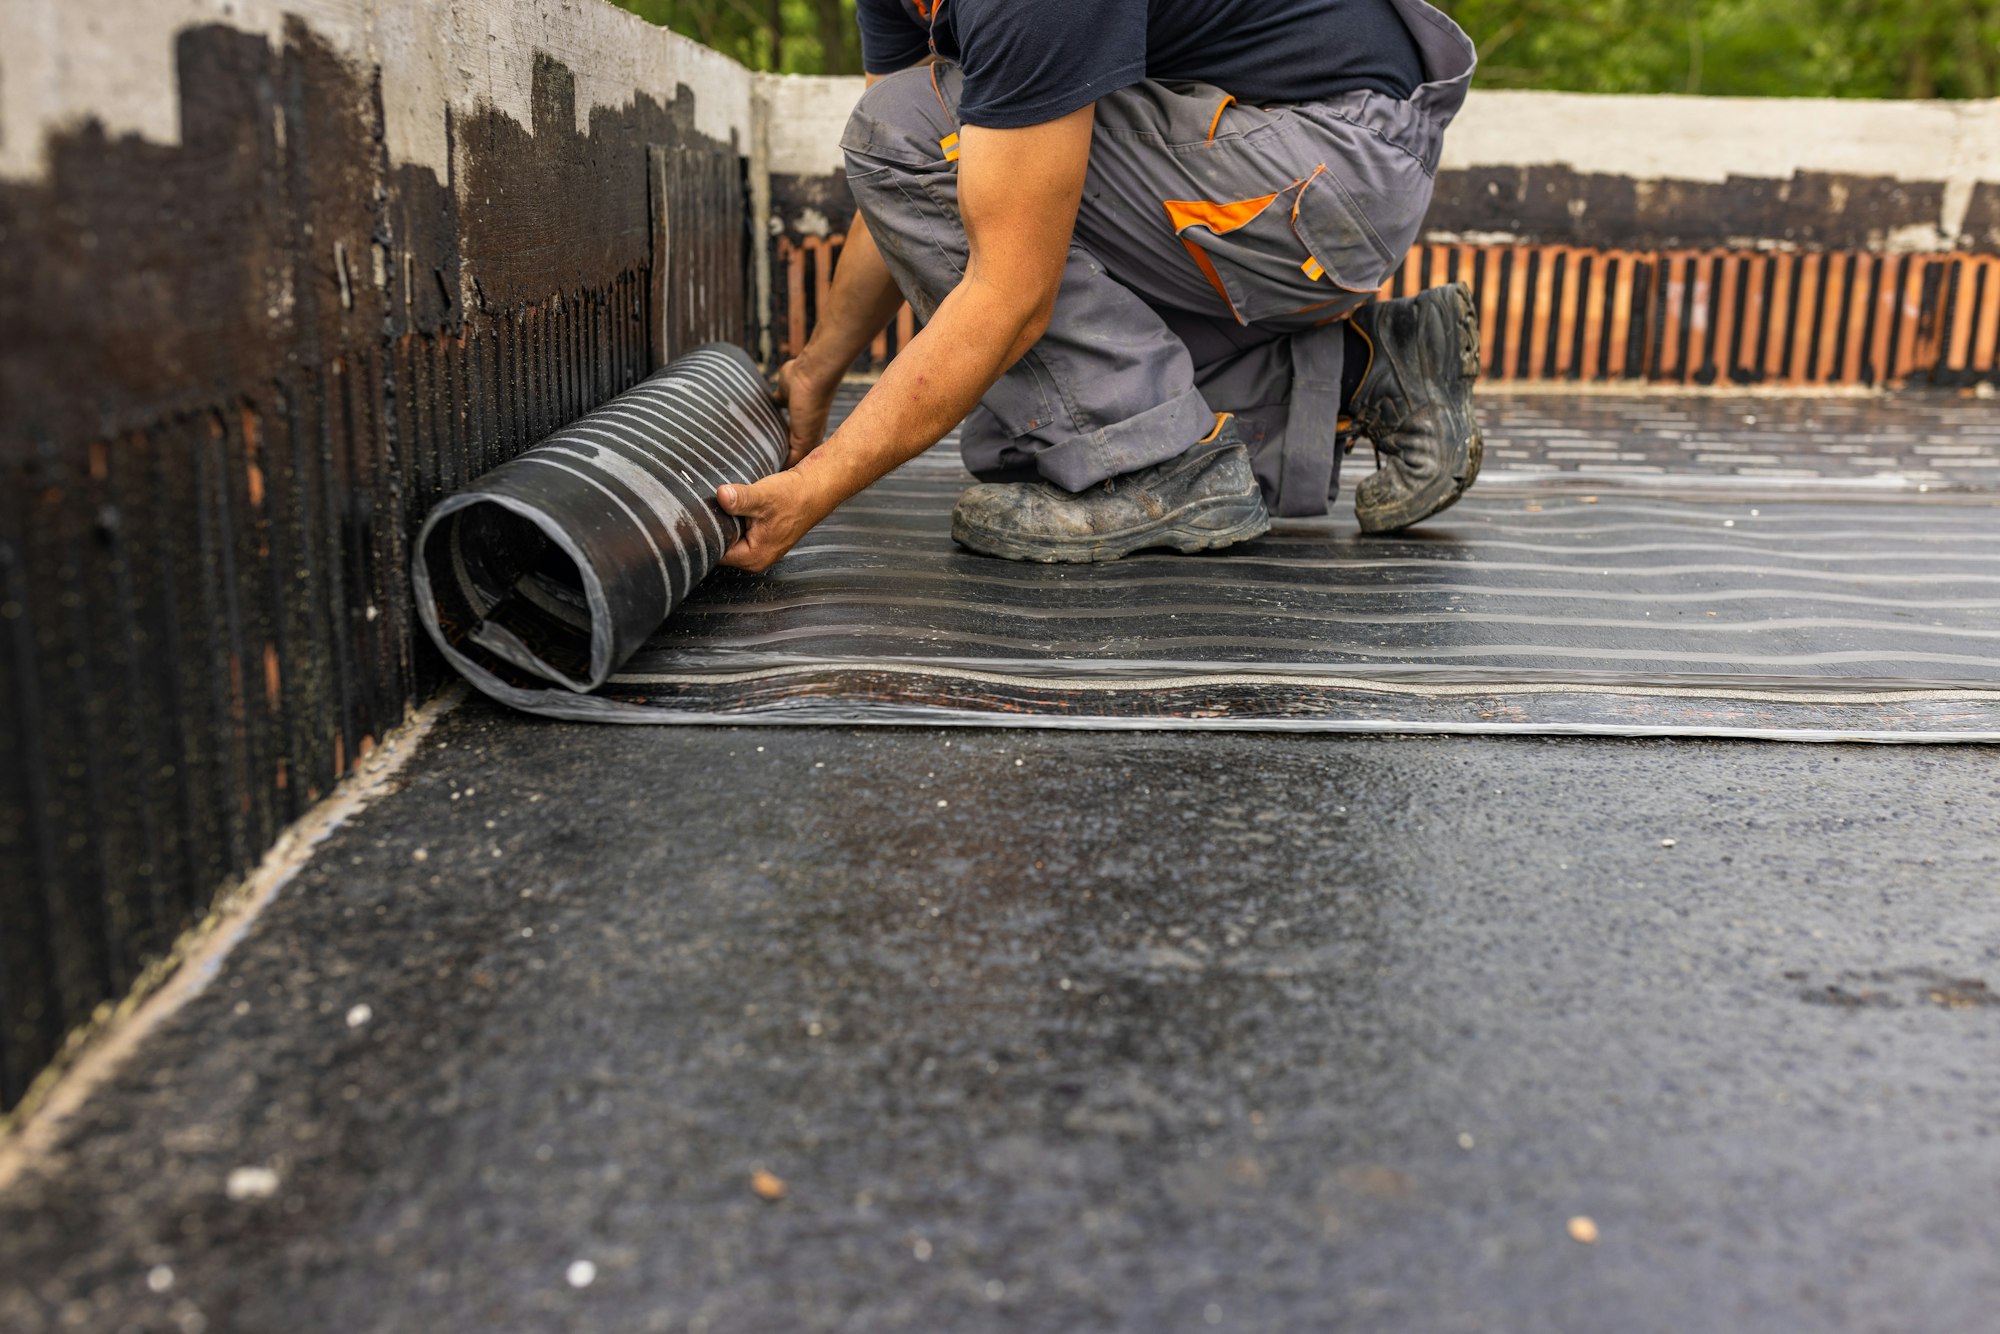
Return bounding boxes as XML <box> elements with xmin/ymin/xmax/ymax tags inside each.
<box><xmin>414</xmin><ymin>343</ymin><xmax>785</xmax><ymax>713</ymax></box>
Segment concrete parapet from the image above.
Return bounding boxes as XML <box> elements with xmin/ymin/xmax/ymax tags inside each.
<box><xmin>759</xmin><ymin>76</ymin><xmax>2000</xmax><ymax>385</ymax></box>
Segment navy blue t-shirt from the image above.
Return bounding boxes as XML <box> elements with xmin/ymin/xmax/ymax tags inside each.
<box><xmin>856</xmin><ymin>0</ymin><xmax>1426</xmax><ymax>129</ymax></box>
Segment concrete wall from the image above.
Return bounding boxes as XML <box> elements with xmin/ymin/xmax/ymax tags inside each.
<box><xmin>761</xmin><ymin>79</ymin><xmax>2000</xmax><ymax>253</ymax></box>
<box><xmin>1436</xmin><ymin>91</ymin><xmax>2000</xmax><ymax>255</ymax></box>
<box><xmin>0</xmin><ymin>0</ymin><xmax>753</xmax><ymax>183</ymax></box>
<box><xmin>761</xmin><ymin>79</ymin><xmax>2000</xmax><ymax>388</ymax></box>
<box><xmin>0</xmin><ymin>0</ymin><xmax>760</xmax><ymax>1110</ymax></box>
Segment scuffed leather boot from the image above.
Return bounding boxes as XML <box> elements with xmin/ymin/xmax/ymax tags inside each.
<box><xmin>951</xmin><ymin>417</ymin><xmax>1270</xmax><ymax>563</ymax></box>
<box><xmin>1349</xmin><ymin>282</ymin><xmax>1484</xmax><ymax>534</ymax></box>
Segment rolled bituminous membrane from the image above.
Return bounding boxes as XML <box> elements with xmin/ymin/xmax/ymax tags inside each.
<box><xmin>414</xmin><ymin>342</ymin><xmax>785</xmax><ymax>712</ymax></box>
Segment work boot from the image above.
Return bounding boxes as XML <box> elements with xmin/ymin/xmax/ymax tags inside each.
<box><xmin>1349</xmin><ymin>281</ymin><xmax>1484</xmax><ymax>534</ymax></box>
<box><xmin>951</xmin><ymin>418</ymin><xmax>1270</xmax><ymax>563</ymax></box>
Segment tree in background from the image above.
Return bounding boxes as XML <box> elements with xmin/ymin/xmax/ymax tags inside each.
<box><xmin>616</xmin><ymin>0</ymin><xmax>860</xmax><ymax>75</ymax></box>
<box><xmin>1445</xmin><ymin>0</ymin><xmax>1997</xmax><ymax>98</ymax></box>
<box><xmin>610</xmin><ymin>0</ymin><xmax>1998</xmax><ymax>98</ymax></box>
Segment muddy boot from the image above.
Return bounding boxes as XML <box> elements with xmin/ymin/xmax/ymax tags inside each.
<box><xmin>951</xmin><ymin>418</ymin><xmax>1270</xmax><ymax>563</ymax></box>
<box><xmin>1349</xmin><ymin>282</ymin><xmax>1484</xmax><ymax>534</ymax></box>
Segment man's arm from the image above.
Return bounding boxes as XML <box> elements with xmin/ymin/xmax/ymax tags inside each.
<box><xmin>771</xmin><ymin>64</ymin><xmax>938</xmax><ymax>464</ymax></box>
<box><xmin>719</xmin><ymin>105</ymin><xmax>1095</xmax><ymax>572</ymax></box>
<box><xmin>772</xmin><ymin>213</ymin><xmax>906</xmax><ymax>466</ymax></box>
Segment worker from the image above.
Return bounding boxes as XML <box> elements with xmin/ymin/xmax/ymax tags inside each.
<box><xmin>718</xmin><ymin>0</ymin><xmax>1480</xmax><ymax>568</ymax></box>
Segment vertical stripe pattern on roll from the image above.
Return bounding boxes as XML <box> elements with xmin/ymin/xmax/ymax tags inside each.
<box><xmin>413</xmin><ymin>343</ymin><xmax>786</xmax><ymax>706</ymax></box>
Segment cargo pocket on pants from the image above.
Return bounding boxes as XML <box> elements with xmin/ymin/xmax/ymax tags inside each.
<box><xmin>1165</xmin><ymin>164</ymin><xmax>1398</xmax><ymax>326</ymax></box>
<box><xmin>1288</xmin><ymin>164</ymin><xmax>1399</xmax><ymax>296</ymax></box>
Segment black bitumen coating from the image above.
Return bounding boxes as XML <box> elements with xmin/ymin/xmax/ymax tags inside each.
<box><xmin>3</xmin><ymin>703</ymin><xmax>1998</xmax><ymax>1332</ymax></box>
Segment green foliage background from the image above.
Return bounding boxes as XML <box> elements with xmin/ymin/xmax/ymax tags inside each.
<box><xmin>611</xmin><ymin>0</ymin><xmax>1999</xmax><ymax>99</ymax></box>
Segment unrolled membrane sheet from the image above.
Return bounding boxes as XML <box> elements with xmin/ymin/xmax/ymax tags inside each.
<box><xmin>414</xmin><ymin>343</ymin><xmax>786</xmax><ymax>714</ymax></box>
<box><xmin>420</xmin><ymin>368</ymin><xmax>2000</xmax><ymax>740</ymax></box>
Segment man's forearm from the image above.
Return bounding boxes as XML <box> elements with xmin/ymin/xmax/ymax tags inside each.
<box><xmin>718</xmin><ymin>108</ymin><xmax>1091</xmax><ymax>573</ymax></box>
<box><xmin>793</xmin><ymin>215</ymin><xmax>907</xmax><ymax>390</ymax></box>
<box><xmin>789</xmin><ymin>272</ymin><xmax>1049</xmax><ymax>515</ymax></box>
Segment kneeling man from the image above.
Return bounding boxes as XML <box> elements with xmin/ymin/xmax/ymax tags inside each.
<box><xmin>720</xmin><ymin>0</ymin><xmax>1481</xmax><ymax>568</ymax></box>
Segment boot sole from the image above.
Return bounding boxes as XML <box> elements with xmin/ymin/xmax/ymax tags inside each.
<box><xmin>1356</xmin><ymin>282</ymin><xmax>1484</xmax><ymax>535</ymax></box>
<box><xmin>952</xmin><ymin>494</ymin><xmax>1272</xmax><ymax>564</ymax></box>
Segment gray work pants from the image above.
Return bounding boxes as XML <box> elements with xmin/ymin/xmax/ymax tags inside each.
<box><xmin>839</xmin><ymin>0</ymin><xmax>1475</xmax><ymax>517</ymax></box>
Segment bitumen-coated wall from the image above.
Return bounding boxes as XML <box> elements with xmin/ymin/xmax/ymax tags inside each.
<box><xmin>0</xmin><ymin>0</ymin><xmax>759</xmax><ymax>1110</ymax></box>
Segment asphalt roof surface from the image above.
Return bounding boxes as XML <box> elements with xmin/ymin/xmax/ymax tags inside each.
<box><xmin>2</xmin><ymin>706</ymin><xmax>1997</xmax><ymax>1332</ymax></box>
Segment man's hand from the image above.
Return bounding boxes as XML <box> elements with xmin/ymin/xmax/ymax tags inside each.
<box><xmin>716</xmin><ymin>469</ymin><xmax>839</xmax><ymax>573</ymax></box>
<box><xmin>772</xmin><ymin>356</ymin><xmax>840</xmax><ymax>467</ymax></box>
